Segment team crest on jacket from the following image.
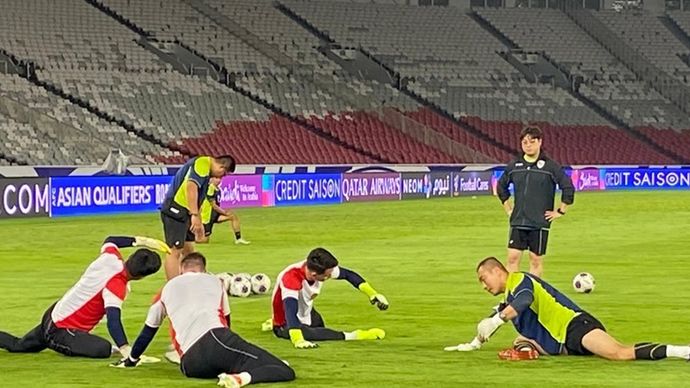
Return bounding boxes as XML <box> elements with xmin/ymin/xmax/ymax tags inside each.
<box><xmin>537</xmin><ymin>160</ymin><xmax>545</xmax><ymax>169</ymax></box>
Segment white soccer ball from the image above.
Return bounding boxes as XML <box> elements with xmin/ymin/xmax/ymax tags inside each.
<box><xmin>250</xmin><ymin>273</ymin><xmax>272</xmax><ymax>295</ymax></box>
<box><xmin>217</xmin><ymin>272</ymin><xmax>234</xmax><ymax>294</ymax></box>
<box><xmin>230</xmin><ymin>276</ymin><xmax>252</xmax><ymax>298</ymax></box>
<box><xmin>235</xmin><ymin>272</ymin><xmax>252</xmax><ymax>283</ymax></box>
<box><xmin>572</xmin><ymin>272</ymin><xmax>595</xmax><ymax>293</ymax></box>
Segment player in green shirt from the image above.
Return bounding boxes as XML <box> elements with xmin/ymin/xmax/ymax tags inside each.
<box><xmin>160</xmin><ymin>155</ymin><xmax>235</xmax><ymax>279</ymax></box>
<box><xmin>446</xmin><ymin>257</ymin><xmax>690</xmax><ymax>362</ymax></box>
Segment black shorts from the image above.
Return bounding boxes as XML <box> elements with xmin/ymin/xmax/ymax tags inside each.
<box><xmin>508</xmin><ymin>227</ymin><xmax>549</xmax><ymax>256</ymax></box>
<box><xmin>203</xmin><ymin>210</ymin><xmax>221</xmax><ymax>237</ymax></box>
<box><xmin>161</xmin><ymin>212</ymin><xmax>194</xmax><ymax>249</ymax></box>
<box><xmin>565</xmin><ymin>313</ymin><xmax>606</xmax><ymax>356</ymax></box>
<box><xmin>181</xmin><ymin>328</ymin><xmax>295</xmax><ymax>384</ymax></box>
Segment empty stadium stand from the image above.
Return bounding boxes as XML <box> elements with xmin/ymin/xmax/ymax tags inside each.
<box><xmin>0</xmin><ymin>1</ymin><xmax>687</xmax><ymax>165</ymax></box>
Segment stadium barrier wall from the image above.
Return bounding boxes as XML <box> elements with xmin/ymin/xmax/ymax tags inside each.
<box><xmin>0</xmin><ymin>166</ymin><xmax>688</xmax><ymax>219</ymax></box>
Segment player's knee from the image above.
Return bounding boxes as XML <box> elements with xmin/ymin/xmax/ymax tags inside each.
<box><xmin>506</xmin><ymin>255</ymin><xmax>520</xmax><ymax>265</ymax></box>
<box><xmin>90</xmin><ymin>342</ymin><xmax>113</xmax><ymax>359</ymax></box>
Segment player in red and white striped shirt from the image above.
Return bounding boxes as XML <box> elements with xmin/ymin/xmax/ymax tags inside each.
<box><xmin>0</xmin><ymin>236</ymin><xmax>166</xmax><ymax>359</ymax></box>
<box><xmin>114</xmin><ymin>252</ymin><xmax>295</xmax><ymax>388</ymax></box>
<box><xmin>269</xmin><ymin>248</ymin><xmax>389</xmax><ymax>349</ymax></box>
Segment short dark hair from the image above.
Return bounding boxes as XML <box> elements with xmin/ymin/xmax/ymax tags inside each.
<box><xmin>215</xmin><ymin>155</ymin><xmax>236</xmax><ymax>173</ymax></box>
<box><xmin>181</xmin><ymin>252</ymin><xmax>207</xmax><ymax>270</ymax></box>
<box><xmin>126</xmin><ymin>249</ymin><xmax>162</xmax><ymax>278</ymax></box>
<box><xmin>476</xmin><ymin>256</ymin><xmax>507</xmax><ymax>273</ymax></box>
<box><xmin>520</xmin><ymin>126</ymin><xmax>542</xmax><ymax>141</ymax></box>
<box><xmin>306</xmin><ymin>248</ymin><xmax>339</xmax><ymax>275</ymax></box>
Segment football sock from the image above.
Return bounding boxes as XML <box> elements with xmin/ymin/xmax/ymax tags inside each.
<box><xmin>666</xmin><ymin>345</ymin><xmax>690</xmax><ymax>359</ymax></box>
<box><xmin>634</xmin><ymin>343</ymin><xmax>667</xmax><ymax>360</ymax></box>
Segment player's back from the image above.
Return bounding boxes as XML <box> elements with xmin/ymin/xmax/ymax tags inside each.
<box><xmin>506</xmin><ymin>272</ymin><xmax>583</xmax><ymax>354</ymax></box>
<box><xmin>52</xmin><ymin>243</ymin><xmax>127</xmax><ymax>331</ymax></box>
<box><xmin>161</xmin><ymin>272</ymin><xmax>228</xmax><ymax>353</ymax></box>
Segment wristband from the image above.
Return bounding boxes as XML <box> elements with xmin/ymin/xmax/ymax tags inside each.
<box><xmin>557</xmin><ymin>209</ymin><xmax>566</xmax><ymax>215</ymax></box>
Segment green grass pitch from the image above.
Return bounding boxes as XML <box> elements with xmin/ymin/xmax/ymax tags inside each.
<box><xmin>1</xmin><ymin>191</ymin><xmax>689</xmax><ymax>387</ymax></box>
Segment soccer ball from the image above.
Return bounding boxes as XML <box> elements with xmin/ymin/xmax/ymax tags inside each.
<box><xmin>235</xmin><ymin>272</ymin><xmax>252</xmax><ymax>283</ymax></box>
<box><xmin>230</xmin><ymin>276</ymin><xmax>252</xmax><ymax>298</ymax></box>
<box><xmin>251</xmin><ymin>273</ymin><xmax>272</xmax><ymax>295</ymax></box>
<box><xmin>217</xmin><ymin>272</ymin><xmax>234</xmax><ymax>294</ymax></box>
<box><xmin>572</xmin><ymin>272</ymin><xmax>595</xmax><ymax>293</ymax></box>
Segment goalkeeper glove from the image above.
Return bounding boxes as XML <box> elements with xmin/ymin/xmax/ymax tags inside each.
<box><xmin>444</xmin><ymin>337</ymin><xmax>483</xmax><ymax>352</ymax></box>
<box><xmin>118</xmin><ymin>345</ymin><xmax>131</xmax><ymax>359</ymax></box>
<box><xmin>358</xmin><ymin>282</ymin><xmax>389</xmax><ymax>310</ymax></box>
<box><xmin>134</xmin><ymin>236</ymin><xmax>171</xmax><ymax>254</ymax></box>
<box><xmin>110</xmin><ymin>356</ymin><xmax>140</xmax><ymax>368</ymax></box>
<box><xmin>289</xmin><ymin>329</ymin><xmax>318</xmax><ymax>349</ymax></box>
<box><xmin>477</xmin><ymin>314</ymin><xmax>505</xmax><ymax>342</ymax></box>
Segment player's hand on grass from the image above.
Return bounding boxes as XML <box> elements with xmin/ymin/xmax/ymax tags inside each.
<box><xmin>444</xmin><ymin>337</ymin><xmax>482</xmax><ymax>352</ymax></box>
<box><xmin>293</xmin><ymin>339</ymin><xmax>319</xmax><ymax>349</ymax></box>
<box><xmin>477</xmin><ymin>315</ymin><xmax>505</xmax><ymax>342</ymax></box>
<box><xmin>134</xmin><ymin>236</ymin><xmax>171</xmax><ymax>254</ymax></box>
<box><xmin>117</xmin><ymin>344</ymin><xmax>132</xmax><ymax>359</ymax></box>
<box><xmin>370</xmin><ymin>294</ymin><xmax>389</xmax><ymax>311</ymax></box>
<box><xmin>261</xmin><ymin>318</ymin><xmax>273</xmax><ymax>332</ymax></box>
<box><xmin>289</xmin><ymin>329</ymin><xmax>318</xmax><ymax>349</ymax></box>
<box><xmin>110</xmin><ymin>356</ymin><xmax>140</xmax><ymax>368</ymax></box>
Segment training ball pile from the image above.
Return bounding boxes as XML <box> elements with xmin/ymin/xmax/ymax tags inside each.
<box><xmin>572</xmin><ymin>272</ymin><xmax>595</xmax><ymax>293</ymax></box>
<box><xmin>217</xmin><ymin>272</ymin><xmax>272</xmax><ymax>297</ymax></box>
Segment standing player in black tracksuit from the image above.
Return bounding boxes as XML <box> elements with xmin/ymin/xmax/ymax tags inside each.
<box><xmin>496</xmin><ymin>127</ymin><xmax>575</xmax><ymax>277</ymax></box>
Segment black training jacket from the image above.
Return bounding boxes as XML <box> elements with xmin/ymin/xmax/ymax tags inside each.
<box><xmin>497</xmin><ymin>154</ymin><xmax>574</xmax><ymax>230</ymax></box>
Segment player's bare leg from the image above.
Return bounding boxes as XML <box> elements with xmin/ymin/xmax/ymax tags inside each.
<box><xmin>164</xmin><ymin>249</ymin><xmax>182</xmax><ymax>280</ymax></box>
<box><xmin>527</xmin><ymin>251</ymin><xmax>543</xmax><ymax>278</ymax></box>
<box><xmin>581</xmin><ymin>329</ymin><xmax>635</xmax><ymax>360</ymax></box>
<box><xmin>164</xmin><ymin>242</ymin><xmax>195</xmax><ymax>280</ymax></box>
<box><xmin>582</xmin><ymin>329</ymin><xmax>690</xmax><ymax>361</ymax></box>
<box><xmin>505</xmin><ymin>248</ymin><xmax>522</xmax><ymax>273</ymax></box>
<box><xmin>218</xmin><ymin>211</ymin><xmax>250</xmax><ymax>244</ymax></box>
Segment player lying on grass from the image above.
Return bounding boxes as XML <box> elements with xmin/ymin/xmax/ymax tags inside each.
<box><xmin>112</xmin><ymin>252</ymin><xmax>295</xmax><ymax>388</ymax></box>
<box><xmin>445</xmin><ymin>257</ymin><xmax>690</xmax><ymax>361</ymax></box>
<box><xmin>196</xmin><ymin>177</ymin><xmax>250</xmax><ymax>245</ymax></box>
<box><xmin>265</xmin><ymin>248</ymin><xmax>389</xmax><ymax>349</ymax></box>
<box><xmin>0</xmin><ymin>236</ymin><xmax>168</xmax><ymax>359</ymax></box>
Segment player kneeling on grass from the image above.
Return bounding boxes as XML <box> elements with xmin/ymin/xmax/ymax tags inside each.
<box><xmin>445</xmin><ymin>257</ymin><xmax>690</xmax><ymax>362</ymax></box>
<box><xmin>266</xmin><ymin>248</ymin><xmax>388</xmax><ymax>349</ymax></box>
<box><xmin>196</xmin><ymin>177</ymin><xmax>250</xmax><ymax>245</ymax></box>
<box><xmin>0</xmin><ymin>236</ymin><xmax>167</xmax><ymax>359</ymax></box>
<box><xmin>113</xmin><ymin>252</ymin><xmax>295</xmax><ymax>388</ymax></box>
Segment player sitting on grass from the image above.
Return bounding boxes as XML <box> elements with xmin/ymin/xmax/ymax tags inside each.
<box><xmin>112</xmin><ymin>252</ymin><xmax>295</xmax><ymax>388</ymax></box>
<box><xmin>196</xmin><ymin>177</ymin><xmax>250</xmax><ymax>245</ymax></box>
<box><xmin>445</xmin><ymin>257</ymin><xmax>690</xmax><ymax>361</ymax></box>
<box><xmin>0</xmin><ymin>236</ymin><xmax>167</xmax><ymax>359</ymax></box>
<box><xmin>265</xmin><ymin>248</ymin><xmax>389</xmax><ymax>349</ymax></box>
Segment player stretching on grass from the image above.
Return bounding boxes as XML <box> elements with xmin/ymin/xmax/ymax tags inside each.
<box><xmin>266</xmin><ymin>248</ymin><xmax>389</xmax><ymax>349</ymax></box>
<box><xmin>197</xmin><ymin>177</ymin><xmax>250</xmax><ymax>245</ymax></box>
<box><xmin>445</xmin><ymin>257</ymin><xmax>690</xmax><ymax>362</ymax></box>
<box><xmin>0</xmin><ymin>236</ymin><xmax>167</xmax><ymax>359</ymax></box>
<box><xmin>112</xmin><ymin>252</ymin><xmax>295</xmax><ymax>388</ymax></box>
